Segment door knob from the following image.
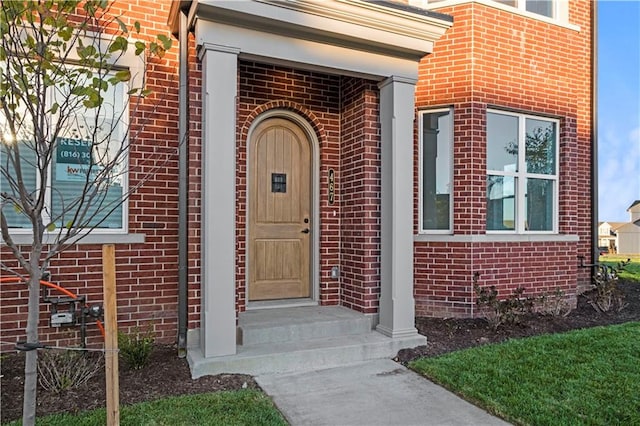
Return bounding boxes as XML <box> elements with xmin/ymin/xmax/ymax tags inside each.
<box><xmin>301</xmin><ymin>228</ymin><xmax>310</xmax><ymax>234</ymax></box>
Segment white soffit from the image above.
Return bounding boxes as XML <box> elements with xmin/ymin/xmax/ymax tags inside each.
<box><xmin>188</xmin><ymin>0</ymin><xmax>453</xmax><ymax>78</ymax></box>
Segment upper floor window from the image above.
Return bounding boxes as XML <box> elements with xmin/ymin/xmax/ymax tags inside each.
<box><xmin>486</xmin><ymin>110</ymin><xmax>558</xmax><ymax>233</ymax></box>
<box><xmin>0</xmin><ymin>71</ymin><xmax>129</xmax><ymax>233</ymax></box>
<box><xmin>495</xmin><ymin>0</ymin><xmax>554</xmax><ymax>18</ymax></box>
<box><xmin>409</xmin><ymin>0</ymin><xmax>566</xmax><ymax>22</ymax></box>
<box><xmin>419</xmin><ymin>108</ymin><xmax>453</xmax><ymax>233</ymax></box>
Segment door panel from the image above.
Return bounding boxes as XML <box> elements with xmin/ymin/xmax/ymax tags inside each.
<box><xmin>249</xmin><ymin>118</ymin><xmax>311</xmax><ymax>301</ymax></box>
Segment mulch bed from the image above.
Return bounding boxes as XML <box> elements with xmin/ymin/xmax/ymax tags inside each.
<box><xmin>2</xmin><ymin>280</ymin><xmax>639</xmax><ymax>423</ymax></box>
<box><xmin>397</xmin><ymin>279</ymin><xmax>640</xmax><ymax>362</ymax></box>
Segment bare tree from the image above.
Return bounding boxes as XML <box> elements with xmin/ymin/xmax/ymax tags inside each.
<box><xmin>0</xmin><ymin>1</ymin><xmax>172</xmax><ymax>424</ymax></box>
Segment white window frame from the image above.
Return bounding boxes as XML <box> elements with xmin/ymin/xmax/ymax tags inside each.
<box><xmin>1</xmin><ymin>71</ymin><xmax>131</xmax><ymax>236</ymax></box>
<box><xmin>408</xmin><ymin>0</ymin><xmax>575</xmax><ymax>31</ymax></box>
<box><xmin>506</xmin><ymin>0</ymin><xmax>557</xmax><ymax>19</ymax></box>
<box><xmin>418</xmin><ymin>107</ymin><xmax>454</xmax><ymax>234</ymax></box>
<box><xmin>486</xmin><ymin>109</ymin><xmax>559</xmax><ymax>234</ymax></box>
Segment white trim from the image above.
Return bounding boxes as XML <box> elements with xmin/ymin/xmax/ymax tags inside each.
<box><xmin>244</xmin><ymin>109</ymin><xmax>321</xmax><ymax>308</ymax></box>
<box><xmin>194</xmin><ymin>0</ymin><xmax>452</xmax><ymax>58</ymax></box>
<box><xmin>418</xmin><ymin>107</ymin><xmax>454</xmax><ymax>234</ymax></box>
<box><xmin>408</xmin><ymin>0</ymin><xmax>580</xmax><ymax>31</ymax></box>
<box><xmin>415</xmin><ymin>233</ymin><xmax>579</xmax><ymax>243</ymax></box>
<box><xmin>2</xmin><ymin>232</ymin><xmax>145</xmax><ymax>246</ymax></box>
<box><xmin>195</xmin><ymin>20</ymin><xmax>421</xmax><ymax>81</ymax></box>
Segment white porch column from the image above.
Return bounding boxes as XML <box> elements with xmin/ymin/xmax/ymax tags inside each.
<box><xmin>198</xmin><ymin>43</ymin><xmax>239</xmax><ymax>357</ymax></box>
<box><xmin>376</xmin><ymin>76</ymin><xmax>420</xmax><ymax>338</ymax></box>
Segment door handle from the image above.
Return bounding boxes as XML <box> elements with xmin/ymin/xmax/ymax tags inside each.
<box><xmin>301</xmin><ymin>228</ymin><xmax>310</xmax><ymax>234</ymax></box>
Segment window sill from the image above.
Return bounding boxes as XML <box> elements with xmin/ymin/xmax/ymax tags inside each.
<box><xmin>414</xmin><ymin>233</ymin><xmax>579</xmax><ymax>243</ymax></box>
<box><xmin>2</xmin><ymin>233</ymin><xmax>145</xmax><ymax>246</ymax></box>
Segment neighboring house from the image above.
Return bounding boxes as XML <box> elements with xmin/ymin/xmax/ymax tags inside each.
<box><xmin>598</xmin><ymin>221</ymin><xmax>625</xmax><ymax>252</ymax></box>
<box><xmin>1</xmin><ymin>0</ymin><xmax>595</xmax><ymax>374</ymax></box>
<box><xmin>604</xmin><ymin>201</ymin><xmax>640</xmax><ymax>254</ymax></box>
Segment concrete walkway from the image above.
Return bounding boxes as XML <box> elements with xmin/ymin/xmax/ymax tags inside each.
<box><xmin>256</xmin><ymin>359</ymin><xmax>511</xmax><ymax>426</ymax></box>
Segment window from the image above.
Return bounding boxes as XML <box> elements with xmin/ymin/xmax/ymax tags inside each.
<box><xmin>486</xmin><ymin>110</ymin><xmax>558</xmax><ymax>233</ymax></box>
<box><xmin>419</xmin><ymin>108</ymin><xmax>453</xmax><ymax>233</ymax></box>
<box><xmin>410</xmin><ymin>0</ymin><xmax>555</xmax><ymax>19</ymax></box>
<box><xmin>525</xmin><ymin>0</ymin><xmax>553</xmax><ymax>18</ymax></box>
<box><xmin>490</xmin><ymin>0</ymin><xmax>555</xmax><ymax>18</ymax></box>
<box><xmin>0</xmin><ymin>71</ymin><xmax>128</xmax><ymax>232</ymax></box>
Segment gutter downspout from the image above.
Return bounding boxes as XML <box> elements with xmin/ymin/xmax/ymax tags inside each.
<box><xmin>177</xmin><ymin>9</ymin><xmax>189</xmax><ymax>358</ymax></box>
<box><xmin>591</xmin><ymin>0</ymin><xmax>599</xmax><ymax>267</ymax></box>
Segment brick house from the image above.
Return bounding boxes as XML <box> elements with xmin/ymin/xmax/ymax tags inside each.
<box><xmin>1</xmin><ymin>0</ymin><xmax>595</xmax><ymax>375</ymax></box>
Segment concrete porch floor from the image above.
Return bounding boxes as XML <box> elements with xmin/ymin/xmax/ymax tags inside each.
<box><xmin>187</xmin><ymin>305</ymin><xmax>426</xmax><ymax>378</ymax></box>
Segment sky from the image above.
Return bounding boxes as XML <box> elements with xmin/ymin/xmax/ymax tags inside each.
<box><xmin>598</xmin><ymin>0</ymin><xmax>640</xmax><ymax>222</ymax></box>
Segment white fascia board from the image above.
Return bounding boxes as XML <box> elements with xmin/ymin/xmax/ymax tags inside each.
<box><xmin>196</xmin><ymin>20</ymin><xmax>422</xmax><ymax>80</ymax></box>
<box><xmin>263</xmin><ymin>0</ymin><xmax>453</xmax><ymax>45</ymax></box>
<box><xmin>193</xmin><ymin>0</ymin><xmax>452</xmax><ymax>60</ymax></box>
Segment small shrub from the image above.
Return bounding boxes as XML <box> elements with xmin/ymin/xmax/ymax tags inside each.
<box><xmin>38</xmin><ymin>350</ymin><xmax>103</xmax><ymax>392</ymax></box>
<box><xmin>474</xmin><ymin>285</ymin><xmax>535</xmax><ymax>330</ymax></box>
<box><xmin>539</xmin><ymin>288</ymin><xmax>573</xmax><ymax>317</ymax></box>
<box><xmin>118</xmin><ymin>326</ymin><xmax>155</xmax><ymax>369</ymax></box>
<box><xmin>586</xmin><ymin>260</ymin><xmax>629</xmax><ymax>313</ymax></box>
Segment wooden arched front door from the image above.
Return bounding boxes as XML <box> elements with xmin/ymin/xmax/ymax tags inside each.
<box><xmin>248</xmin><ymin>117</ymin><xmax>312</xmax><ymax>301</ymax></box>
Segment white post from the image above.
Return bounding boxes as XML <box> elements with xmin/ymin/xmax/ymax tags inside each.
<box><xmin>198</xmin><ymin>43</ymin><xmax>239</xmax><ymax>357</ymax></box>
<box><xmin>376</xmin><ymin>76</ymin><xmax>420</xmax><ymax>338</ymax></box>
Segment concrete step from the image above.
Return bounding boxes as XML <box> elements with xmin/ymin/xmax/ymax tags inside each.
<box><xmin>238</xmin><ymin>306</ymin><xmax>372</xmax><ymax>346</ymax></box>
<box><xmin>187</xmin><ymin>331</ymin><xmax>426</xmax><ymax>378</ymax></box>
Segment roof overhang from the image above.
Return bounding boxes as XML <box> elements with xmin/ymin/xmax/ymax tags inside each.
<box><xmin>169</xmin><ymin>0</ymin><xmax>452</xmax><ymax>79</ymax></box>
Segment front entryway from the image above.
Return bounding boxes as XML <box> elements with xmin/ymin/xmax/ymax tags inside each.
<box><xmin>248</xmin><ymin>117</ymin><xmax>312</xmax><ymax>301</ymax></box>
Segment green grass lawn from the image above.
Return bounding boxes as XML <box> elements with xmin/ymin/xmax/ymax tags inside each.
<box><xmin>600</xmin><ymin>254</ymin><xmax>640</xmax><ymax>281</ymax></box>
<box><xmin>411</xmin><ymin>322</ymin><xmax>640</xmax><ymax>426</ymax></box>
<box><xmin>4</xmin><ymin>390</ymin><xmax>287</xmax><ymax>426</ymax></box>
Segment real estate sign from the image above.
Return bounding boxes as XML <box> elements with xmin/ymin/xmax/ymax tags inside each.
<box><xmin>55</xmin><ymin>138</ymin><xmax>93</xmax><ymax>181</ymax></box>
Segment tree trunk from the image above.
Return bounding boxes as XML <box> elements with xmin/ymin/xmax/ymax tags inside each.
<box><xmin>22</xmin><ymin>272</ymin><xmax>42</xmax><ymax>426</ymax></box>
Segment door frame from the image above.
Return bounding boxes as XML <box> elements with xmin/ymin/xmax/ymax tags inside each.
<box><xmin>245</xmin><ymin>109</ymin><xmax>320</xmax><ymax>309</ymax></box>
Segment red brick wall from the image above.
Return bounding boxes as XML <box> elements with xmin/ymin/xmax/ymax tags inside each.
<box><xmin>414</xmin><ymin>242</ymin><xmax>474</xmax><ymax>317</ymax></box>
<box><xmin>340</xmin><ymin>78</ymin><xmax>382</xmax><ymax>314</ymax></box>
<box><xmin>413</xmin><ymin>1</ymin><xmax>593</xmax><ymax>317</ymax></box>
<box><xmin>187</xmin><ymin>32</ymin><xmax>203</xmax><ymax>330</ymax></box>
<box><xmin>0</xmin><ymin>0</ymin><xmax>180</xmax><ymax>352</ymax></box>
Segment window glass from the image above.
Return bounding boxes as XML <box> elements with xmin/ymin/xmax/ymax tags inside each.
<box><xmin>50</xmin><ymin>79</ymin><xmax>127</xmax><ymax>229</ymax></box>
<box><xmin>487</xmin><ymin>175</ymin><xmax>516</xmax><ymax>231</ymax></box>
<box><xmin>525</xmin><ymin>178</ymin><xmax>553</xmax><ymax>231</ymax></box>
<box><xmin>487</xmin><ymin>112</ymin><xmax>518</xmax><ymax>172</ymax></box>
<box><xmin>0</xmin><ymin>142</ymin><xmax>37</xmax><ymax>228</ymax></box>
<box><xmin>421</xmin><ymin>109</ymin><xmax>452</xmax><ymax>232</ymax></box>
<box><xmin>525</xmin><ymin>118</ymin><xmax>556</xmax><ymax>175</ymax></box>
<box><xmin>526</xmin><ymin>0</ymin><xmax>553</xmax><ymax>18</ymax></box>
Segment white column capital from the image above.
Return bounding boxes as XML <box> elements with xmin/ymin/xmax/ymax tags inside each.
<box><xmin>377</xmin><ymin>75</ymin><xmax>418</xmax><ymax>90</ymax></box>
<box><xmin>197</xmin><ymin>42</ymin><xmax>241</xmax><ymax>61</ymax></box>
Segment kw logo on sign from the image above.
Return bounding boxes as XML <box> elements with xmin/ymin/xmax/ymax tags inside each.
<box><xmin>66</xmin><ymin>165</ymin><xmax>91</xmax><ymax>175</ymax></box>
